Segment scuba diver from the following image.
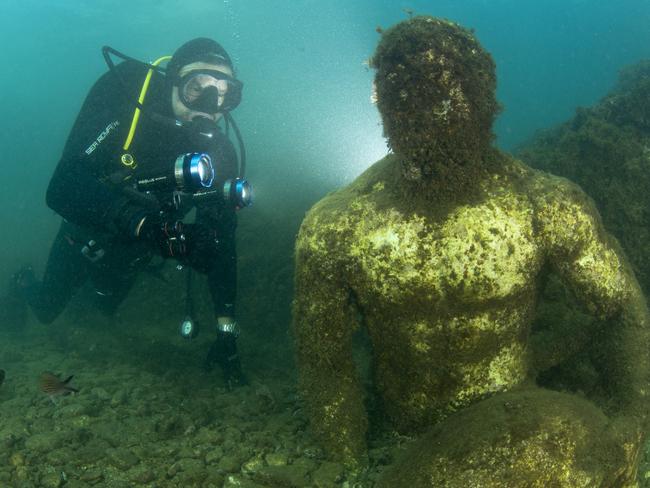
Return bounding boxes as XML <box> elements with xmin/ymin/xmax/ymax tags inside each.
<box><xmin>8</xmin><ymin>38</ymin><xmax>252</xmax><ymax>387</ymax></box>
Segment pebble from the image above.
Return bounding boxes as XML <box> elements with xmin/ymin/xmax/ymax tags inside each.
<box><xmin>10</xmin><ymin>452</ymin><xmax>25</xmax><ymax>467</ymax></box>
<box><xmin>24</xmin><ymin>432</ymin><xmax>62</xmax><ymax>453</ymax></box>
<box><xmin>54</xmin><ymin>403</ymin><xmax>87</xmax><ymax>418</ymax></box>
<box><xmin>166</xmin><ymin>462</ymin><xmax>181</xmax><ymax>479</ymax></box>
<box><xmin>312</xmin><ymin>461</ymin><xmax>345</xmax><ymax>487</ymax></box>
<box><xmin>205</xmin><ymin>446</ymin><xmax>224</xmax><ymax>464</ymax></box>
<box><xmin>224</xmin><ymin>426</ymin><xmax>243</xmax><ymax>442</ymax></box>
<box><xmin>15</xmin><ymin>465</ymin><xmax>29</xmax><ymax>481</ymax></box>
<box><xmin>90</xmin><ymin>387</ymin><xmax>111</xmax><ymax>401</ymax></box>
<box><xmin>177</xmin><ymin>456</ymin><xmax>204</xmax><ymax>473</ymax></box>
<box><xmin>223</xmin><ymin>474</ymin><xmax>267</xmax><ymax>488</ymax></box>
<box><xmin>107</xmin><ymin>447</ymin><xmax>140</xmax><ymax>470</ymax></box>
<box><xmin>128</xmin><ymin>465</ymin><xmax>155</xmax><ymax>484</ymax></box>
<box><xmin>194</xmin><ymin>426</ymin><xmax>221</xmax><ymax>444</ymax></box>
<box><xmin>218</xmin><ymin>454</ymin><xmax>243</xmax><ymax>473</ymax></box>
<box><xmin>265</xmin><ymin>452</ymin><xmax>289</xmax><ymax>466</ymax></box>
<box><xmin>39</xmin><ymin>471</ymin><xmax>63</xmax><ymax>488</ymax></box>
<box><xmin>110</xmin><ymin>389</ymin><xmax>128</xmax><ymax>407</ymax></box>
<box><xmin>70</xmin><ymin>415</ymin><xmax>91</xmax><ymax>428</ymax></box>
<box><xmin>253</xmin><ymin>464</ymin><xmax>310</xmax><ymax>488</ymax></box>
<box><xmin>79</xmin><ymin>468</ymin><xmax>104</xmax><ymax>484</ymax></box>
<box><xmin>241</xmin><ymin>454</ymin><xmax>265</xmax><ymax>474</ymax></box>
<box><xmin>45</xmin><ymin>447</ymin><xmax>74</xmax><ymax>465</ymax></box>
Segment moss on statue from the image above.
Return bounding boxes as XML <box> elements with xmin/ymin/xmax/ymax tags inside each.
<box><xmin>371</xmin><ymin>17</ymin><xmax>500</xmax><ymax>202</ymax></box>
<box><xmin>293</xmin><ymin>16</ymin><xmax>650</xmax><ymax>485</ymax></box>
<box><xmin>379</xmin><ymin>388</ymin><xmax>641</xmax><ymax>488</ymax></box>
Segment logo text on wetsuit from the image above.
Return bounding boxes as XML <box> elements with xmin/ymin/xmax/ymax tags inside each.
<box><xmin>85</xmin><ymin>120</ymin><xmax>120</xmax><ymax>155</ymax></box>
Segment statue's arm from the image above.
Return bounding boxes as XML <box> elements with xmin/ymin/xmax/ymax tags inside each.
<box><xmin>292</xmin><ymin>211</ymin><xmax>368</xmax><ymax>468</ymax></box>
<box><xmin>536</xmin><ymin>176</ymin><xmax>650</xmax><ymax>419</ymax></box>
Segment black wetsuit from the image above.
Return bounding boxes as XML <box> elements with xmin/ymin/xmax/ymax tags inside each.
<box><xmin>28</xmin><ymin>60</ymin><xmax>238</xmax><ymax>323</ymax></box>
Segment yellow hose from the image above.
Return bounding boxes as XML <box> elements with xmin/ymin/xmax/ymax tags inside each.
<box><xmin>122</xmin><ymin>55</ymin><xmax>172</xmax><ymax>152</ymax></box>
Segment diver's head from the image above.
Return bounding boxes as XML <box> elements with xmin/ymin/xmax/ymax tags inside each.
<box><xmin>167</xmin><ymin>38</ymin><xmax>242</xmax><ymax>123</ymax></box>
<box><xmin>372</xmin><ymin>17</ymin><xmax>499</xmax><ymax>181</ymax></box>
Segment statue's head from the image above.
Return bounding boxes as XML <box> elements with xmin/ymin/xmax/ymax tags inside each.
<box><xmin>372</xmin><ymin>17</ymin><xmax>499</xmax><ymax>181</ymax></box>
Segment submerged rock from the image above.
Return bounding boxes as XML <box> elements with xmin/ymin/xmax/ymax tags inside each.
<box><xmin>518</xmin><ymin>60</ymin><xmax>650</xmax><ymax>295</ymax></box>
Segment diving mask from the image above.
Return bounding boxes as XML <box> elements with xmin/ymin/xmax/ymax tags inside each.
<box><xmin>177</xmin><ymin>69</ymin><xmax>242</xmax><ymax>114</ymax></box>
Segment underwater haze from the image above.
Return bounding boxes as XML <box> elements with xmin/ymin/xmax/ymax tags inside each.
<box><xmin>1</xmin><ymin>0</ymin><xmax>650</xmax><ymax>273</ymax></box>
<box><xmin>2</xmin><ymin>0</ymin><xmax>650</xmax><ymax>486</ymax></box>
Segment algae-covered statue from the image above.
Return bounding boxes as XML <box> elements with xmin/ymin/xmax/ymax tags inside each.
<box><xmin>292</xmin><ymin>16</ymin><xmax>650</xmax><ymax>486</ymax></box>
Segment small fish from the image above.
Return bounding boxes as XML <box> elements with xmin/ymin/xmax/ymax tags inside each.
<box><xmin>0</xmin><ymin>369</ymin><xmax>5</xmax><ymax>387</ymax></box>
<box><xmin>39</xmin><ymin>372</ymin><xmax>79</xmax><ymax>397</ymax></box>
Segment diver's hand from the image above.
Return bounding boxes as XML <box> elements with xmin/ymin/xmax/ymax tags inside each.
<box><xmin>137</xmin><ymin>215</ymin><xmax>187</xmax><ymax>258</ymax></box>
<box><xmin>204</xmin><ymin>328</ymin><xmax>247</xmax><ymax>389</ymax></box>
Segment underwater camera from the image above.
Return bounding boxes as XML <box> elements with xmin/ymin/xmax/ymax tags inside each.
<box><xmin>136</xmin><ymin>152</ymin><xmax>253</xmax><ymax>208</ymax></box>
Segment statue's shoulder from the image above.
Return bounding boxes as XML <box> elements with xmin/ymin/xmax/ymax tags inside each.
<box><xmin>504</xmin><ymin>154</ymin><xmax>602</xmax><ymax>246</ymax></box>
<box><xmin>297</xmin><ymin>155</ymin><xmax>397</xmax><ymax>250</ymax></box>
<box><xmin>521</xmin><ymin>163</ymin><xmax>591</xmax><ymax>210</ymax></box>
<box><xmin>304</xmin><ymin>155</ymin><xmax>397</xmax><ymax>223</ymax></box>
<box><xmin>498</xmin><ymin>151</ymin><xmax>588</xmax><ymax>206</ymax></box>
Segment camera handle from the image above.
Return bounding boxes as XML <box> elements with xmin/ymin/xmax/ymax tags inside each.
<box><xmin>162</xmin><ymin>220</ymin><xmax>187</xmax><ymax>257</ymax></box>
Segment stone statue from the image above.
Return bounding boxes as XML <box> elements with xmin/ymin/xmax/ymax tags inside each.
<box><xmin>293</xmin><ymin>16</ymin><xmax>649</xmax><ymax>486</ymax></box>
